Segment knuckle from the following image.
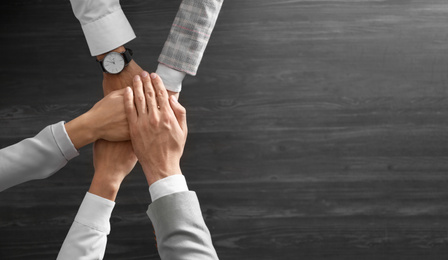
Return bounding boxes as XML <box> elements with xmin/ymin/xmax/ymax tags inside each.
<box><xmin>149</xmin><ymin>116</ymin><xmax>159</xmax><ymax>126</ymax></box>
<box><xmin>162</xmin><ymin>118</ymin><xmax>171</xmax><ymax>128</ymax></box>
<box><xmin>179</xmin><ymin>106</ymin><xmax>187</xmax><ymax>114</ymax></box>
<box><xmin>162</xmin><ymin>123</ymin><xmax>172</xmax><ymax>131</ymax></box>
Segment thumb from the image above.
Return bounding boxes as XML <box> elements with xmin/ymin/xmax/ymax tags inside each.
<box><xmin>169</xmin><ymin>95</ymin><xmax>187</xmax><ymax>133</ymax></box>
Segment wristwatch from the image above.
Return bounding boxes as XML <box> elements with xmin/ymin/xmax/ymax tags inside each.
<box><xmin>96</xmin><ymin>48</ymin><xmax>133</xmax><ymax>74</ymax></box>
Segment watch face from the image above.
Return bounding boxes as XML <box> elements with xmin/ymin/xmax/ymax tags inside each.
<box><xmin>103</xmin><ymin>52</ymin><xmax>125</xmax><ymax>74</ymax></box>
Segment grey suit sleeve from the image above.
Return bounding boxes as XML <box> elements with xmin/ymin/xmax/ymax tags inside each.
<box><xmin>147</xmin><ymin>191</ymin><xmax>219</xmax><ymax>260</ymax></box>
<box><xmin>158</xmin><ymin>0</ymin><xmax>224</xmax><ymax>76</ymax></box>
<box><xmin>0</xmin><ymin>122</ymin><xmax>79</xmax><ymax>192</ymax></box>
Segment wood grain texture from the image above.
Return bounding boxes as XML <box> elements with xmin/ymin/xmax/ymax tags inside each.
<box><xmin>1</xmin><ymin>0</ymin><xmax>448</xmax><ymax>259</ymax></box>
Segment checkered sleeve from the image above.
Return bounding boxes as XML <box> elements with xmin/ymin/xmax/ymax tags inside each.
<box><xmin>158</xmin><ymin>0</ymin><xmax>224</xmax><ymax>76</ymax></box>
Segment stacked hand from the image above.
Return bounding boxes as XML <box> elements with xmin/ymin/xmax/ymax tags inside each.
<box><xmin>65</xmin><ymin>88</ymin><xmax>130</xmax><ymax>150</ymax></box>
<box><xmin>89</xmin><ymin>47</ymin><xmax>144</xmax><ymax>200</ymax></box>
<box><xmin>124</xmin><ymin>72</ymin><xmax>187</xmax><ymax>186</ymax></box>
<box><xmin>89</xmin><ymin>139</ymin><xmax>137</xmax><ymax>201</ymax></box>
<box><xmin>79</xmin><ymin>70</ymin><xmax>187</xmax><ymax>200</ymax></box>
<box><xmin>69</xmin><ymin>45</ymin><xmax>186</xmax><ymax>201</ymax></box>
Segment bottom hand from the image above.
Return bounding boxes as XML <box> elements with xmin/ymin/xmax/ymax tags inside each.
<box><xmin>89</xmin><ymin>139</ymin><xmax>137</xmax><ymax>201</ymax></box>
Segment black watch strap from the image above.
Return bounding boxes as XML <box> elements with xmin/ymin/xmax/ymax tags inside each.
<box><xmin>123</xmin><ymin>48</ymin><xmax>133</xmax><ymax>64</ymax></box>
<box><xmin>97</xmin><ymin>59</ymin><xmax>105</xmax><ymax>73</ymax></box>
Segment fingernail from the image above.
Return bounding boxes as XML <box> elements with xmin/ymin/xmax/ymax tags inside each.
<box><xmin>126</xmin><ymin>86</ymin><xmax>132</xmax><ymax>93</ymax></box>
<box><xmin>171</xmin><ymin>95</ymin><xmax>178</xmax><ymax>103</ymax></box>
<box><xmin>141</xmin><ymin>71</ymin><xmax>148</xmax><ymax>78</ymax></box>
<box><xmin>134</xmin><ymin>75</ymin><xmax>140</xmax><ymax>81</ymax></box>
<box><xmin>150</xmin><ymin>73</ymin><xmax>157</xmax><ymax>79</ymax></box>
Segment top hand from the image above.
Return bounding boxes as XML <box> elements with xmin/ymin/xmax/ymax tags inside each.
<box><xmin>124</xmin><ymin>71</ymin><xmax>188</xmax><ymax>186</ymax></box>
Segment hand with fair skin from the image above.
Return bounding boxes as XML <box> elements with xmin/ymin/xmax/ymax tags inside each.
<box><xmin>65</xmin><ymin>88</ymin><xmax>130</xmax><ymax>150</ymax></box>
<box><xmin>124</xmin><ymin>71</ymin><xmax>187</xmax><ymax>186</ymax></box>
<box><xmin>88</xmin><ymin>139</ymin><xmax>137</xmax><ymax>201</ymax></box>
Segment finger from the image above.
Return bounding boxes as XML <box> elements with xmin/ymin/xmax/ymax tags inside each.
<box><xmin>133</xmin><ymin>75</ymin><xmax>147</xmax><ymax>115</ymax></box>
<box><xmin>141</xmin><ymin>71</ymin><xmax>158</xmax><ymax>113</ymax></box>
<box><xmin>150</xmin><ymin>73</ymin><xmax>169</xmax><ymax>110</ymax></box>
<box><xmin>169</xmin><ymin>95</ymin><xmax>187</xmax><ymax>134</ymax></box>
<box><xmin>124</xmin><ymin>86</ymin><xmax>138</xmax><ymax>124</ymax></box>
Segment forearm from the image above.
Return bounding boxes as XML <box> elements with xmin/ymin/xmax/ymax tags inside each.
<box><xmin>0</xmin><ymin>122</ymin><xmax>78</xmax><ymax>192</ymax></box>
<box><xmin>156</xmin><ymin>64</ymin><xmax>185</xmax><ymax>94</ymax></box>
<box><xmin>147</xmin><ymin>191</ymin><xmax>219</xmax><ymax>260</ymax></box>
<box><xmin>158</xmin><ymin>0</ymin><xmax>224</xmax><ymax>76</ymax></box>
<box><xmin>88</xmin><ymin>171</ymin><xmax>122</xmax><ymax>201</ymax></box>
<box><xmin>146</xmin><ymin>176</ymin><xmax>219</xmax><ymax>259</ymax></box>
<box><xmin>65</xmin><ymin>113</ymin><xmax>97</xmax><ymax>150</ymax></box>
<box><xmin>59</xmin><ymin>140</ymin><xmax>136</xmax><ymax>258</ymax></box>
<box><xmin>69</xmin><ymin>0</ymin><xmax>135</xmax><ymax>56</ymax></box>
<box><xmin>57</xmin><ymin>192</ymin><xmax>114</xmax><ymax>260</ymax></box>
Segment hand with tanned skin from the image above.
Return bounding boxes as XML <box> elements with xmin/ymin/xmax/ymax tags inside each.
<box><xmin>65</xmin><ymin>88</ymin><xmax>130</xmax><ymax>150</ymax></box>
<box><xmin>88</xmin><ymin>139</ymin><xmax>137</xmax><ymax>201</ymax></box>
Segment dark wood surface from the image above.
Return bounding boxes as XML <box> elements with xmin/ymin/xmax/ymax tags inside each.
<box><xmin>1</xmin><ymin>0</ymin><xmax>448</xmax><ymax>259</ymax></box>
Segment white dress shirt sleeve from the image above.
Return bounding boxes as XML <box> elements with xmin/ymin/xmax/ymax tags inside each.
<box><xmin>155</xmin><ymin>63</ymin><xmax>187</xmax><ymax>93</ymax></box>
<box><xmin>57</xmin><ymin>192</ymin><xmax>115</xmax><ymax>260</ymax></box>
<box><xmin>0</xmin><ymin>121</ymin><xmax>79</xmax><ymax>192</ymax></box>
<box><xmin>69</xmin><ymin>0</ymin><xmax>136</xmax><ymax>56</ymax></box>
<box><xmin>55</xmin><ymin>176</ymin><xmax>188</xmax><ymax>259</ymax></box>
<box><xmin>70</xmin><ymin>0</ymin><xmax>187</xmax><ymax>93</ymax></box>
<box><xmin>149</xmin><ymin>174</ymin><xmax>189</xmax><ymax>202</ymax></box>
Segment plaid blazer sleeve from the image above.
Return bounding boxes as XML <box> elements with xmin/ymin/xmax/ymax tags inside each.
<box><xmin>158</xmin><ymin>0</ymin><xmax>224</xmax><ymax>76</ymax></box>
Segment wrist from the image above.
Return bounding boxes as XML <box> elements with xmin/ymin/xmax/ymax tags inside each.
<box><xmin>65</xmin><ymin>113</ymin><xmax>97</xmax><ymax>150</ymax></box>
<box><xmin>82</xmin><ymin>109</ymin><xmax>103</xmax><ymax>141</ymax></box>
<box><xmin>89</xmin><ymin>172</ymin><xmax>122</xmax><ymax>201</ymax></box>
<box><xmin>167</xmin><ymin>90</ymin><xmax>180</xmax><ymax>99</ymax></box>
<box><xmin>142</xmin><ymin>165</ymin><xmax>182</xmax><ymax>186</ymax></box>
<box><xmin>155</xmin><ymin>63</ymin><xmax>185</xmax><ymax>93</ymax></box>
<box><xmin>102</xmin><ymin>59</ymin><xmax>143</xmax><ymax>95</ymax></box>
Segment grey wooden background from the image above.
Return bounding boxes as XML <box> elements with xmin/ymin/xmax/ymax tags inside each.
<box><xmin>1</xmin><ymin>0</ymin><xmax>448</xmax><ymax>259</ymax></box>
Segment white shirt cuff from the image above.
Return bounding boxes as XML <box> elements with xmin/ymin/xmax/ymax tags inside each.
<box><xmin>52</xmin><ymin>121</ymin><xmax>79</xmax><ymax>160</ymax></box>
<box><xmin>149</xmin><ymin>175</ymin><xmax>189</xmax><ymax>202</ymax></box>
<box><xmin>156</xmin><ymin>63</ymin><xmax>186</xmax><ymax>93</ymax></box>
<box><xmin>81</xmin><ymin>9</ymin><xmax>136</xmax><ymax>56</ymax></box>
<box><xmin>74</xmin><ymin>192</ymin><xmax>115</xmax><ymax>234</ymax></box>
